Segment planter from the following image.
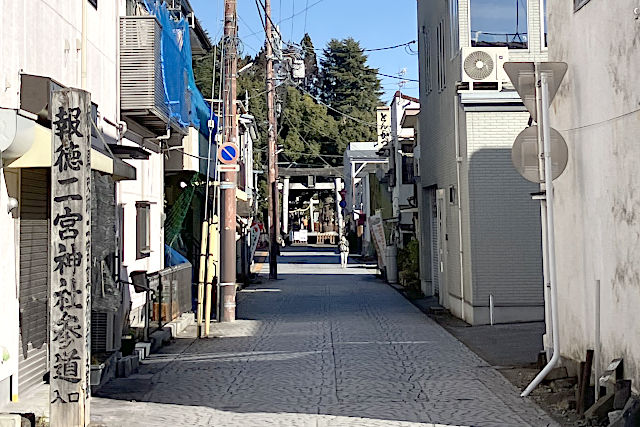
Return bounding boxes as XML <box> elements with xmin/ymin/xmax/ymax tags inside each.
<box><xmin>90</xmin><ymin>363</ymin><xmax>105</xmax><ymax>386</ymax></box>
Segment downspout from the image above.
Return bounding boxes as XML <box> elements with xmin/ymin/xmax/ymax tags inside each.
<box><xmin>453</xmin><ymin>89</ymin><xmax>465</xmax><ymax>321</ymax></box>
<box><xmin>521</xmin><ymin>73</ymin><xmax>560</xmax><ymax>397</ymax></box>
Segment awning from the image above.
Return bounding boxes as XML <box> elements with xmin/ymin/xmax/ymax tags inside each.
<box><xmin>1</xmin><ymin>109</ymin><xmax>136</xmax><ymax>181</ymax></box>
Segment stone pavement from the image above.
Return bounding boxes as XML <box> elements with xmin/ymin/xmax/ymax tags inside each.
<box><xmin>92</xmin><ymin>247</ymin><xmax>558</xmax><ymax>427</ymax></box>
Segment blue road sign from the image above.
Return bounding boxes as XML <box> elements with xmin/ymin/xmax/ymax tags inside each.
<box><xmin>218</xmin><ymin>143</ymin><xmax>239</xmax><ymax>164</ymax></box>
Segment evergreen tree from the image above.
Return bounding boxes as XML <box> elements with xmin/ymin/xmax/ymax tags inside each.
<box><xmin>280</xmin><ymin>86</ymin><xmax>339</xmax><ymax>165</ymax></box>
<box><xmin>300</xmin><ymin>33</ymin><xmax>319</xmax><ymax>95</ymax></box>
<box><xmin>319</xmin><ymin>38</ymin><xmax>382</xmax><ymax>152</ymax></box>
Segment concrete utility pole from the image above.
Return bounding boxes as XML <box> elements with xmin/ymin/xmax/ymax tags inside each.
<box><xmin>265</xmin><ymin>0</ymin><xmax>279</xmax><ymax>279</ymax></box>
<box><xmin>220</xmin><ymin>0</ymin><xmax>237</xmax><ymax>322</ymax></box>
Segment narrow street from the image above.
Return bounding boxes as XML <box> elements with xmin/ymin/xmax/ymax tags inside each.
<box><xmin>92</xmin><ymin>247</ymin><xmax>556</xmax><ymax>427</ymax></box>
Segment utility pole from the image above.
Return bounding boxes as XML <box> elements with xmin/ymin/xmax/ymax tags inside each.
<box><xmin>265</xmin><ymin>0</ymin><xmax>279</xmax><ymax>279</ymax></box>
<box><xmin>220</xmin><ymin>0</ymin><xmax>237</xmax><ymax>322</ymax></box>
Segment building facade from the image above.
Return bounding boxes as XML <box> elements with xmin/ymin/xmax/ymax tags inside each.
<box><xmin>417</xmin><ymin>0</ymin><xmax>548</xmax><ymax>324</ymax></box>
<box><xmin>0</xmin><ymin>0</ymin><xmax>214</xmax><ymax>405</ymax></box>
<box><xmin>548</xmin><ymin>0</ymin><xmax>640</xmax><ymax>391</ymax></box>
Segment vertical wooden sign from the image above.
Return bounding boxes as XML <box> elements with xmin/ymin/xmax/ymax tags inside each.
<box><xmin>50</xmin><ymin>89</ymin><xmax>91</xmax><ymax>427</ymax></box>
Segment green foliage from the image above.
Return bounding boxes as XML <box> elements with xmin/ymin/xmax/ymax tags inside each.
<box><xmin>192</xmin><ymin>33</ymin><xmax>382</xmax><ymax>214</ymax></box>
<box><xmin>398</xmin><ymin>239</ymin><xmax>420</xmax><ymax>276</ymax></box>
<box><xmin>320</xmin><ymin>38</ymin><xmax>382</xmax><ymax>152</ymax></box>
<box><xmin>280</xmin><ymin>86</ymin><xmax>339</xmax><ymax>164</ymax></box>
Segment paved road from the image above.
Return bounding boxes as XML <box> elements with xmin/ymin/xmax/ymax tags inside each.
<box><xmin>92</xmin><ymin>247</ymin><xmax>557</xmax><ymax>427</ymax></box>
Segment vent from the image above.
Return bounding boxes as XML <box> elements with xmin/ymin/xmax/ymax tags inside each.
<box><xmin>460</xmin><ymin>47</ymin><xmax>509</xmax><ymax>91</ymax></box>
<box><xmin>120</xmin><ymin>16</ymin><xmax>170</xmax><ymax>134</ymax></box>
<box><xmin>464</xmin><ymin>50</ymin><xmax>494</xmax><ymax>80</ymax></box>
<box><xmin>91</xmin><ymin>310</ymin><xmax>115</xmax><ymax>353</ymax></box>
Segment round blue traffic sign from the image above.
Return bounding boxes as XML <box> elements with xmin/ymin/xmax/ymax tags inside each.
<box><xmin>218</xmin><ymin>143</ymin><xmax>239</xmax><ymax>164</ymax></box>
<box><xmin>339</xmin><ymin>200</ymin><xmax>347</xmax><ymax>208</ymax></box>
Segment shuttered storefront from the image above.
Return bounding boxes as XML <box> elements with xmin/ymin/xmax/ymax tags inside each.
<box><xmin>18</xmin><ymin>168</ymin><xmax>50</xmax><ymax>396</ymax></box>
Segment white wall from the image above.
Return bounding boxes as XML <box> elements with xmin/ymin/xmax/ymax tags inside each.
<box><xmin>549</xmin><ymin>0</ymin><xmax>640</xmax><ymax>391</ymax></box>
<box><xmin>118</xmin><ymin>152</ymin><xmax>165</xmax><ymax>277</ymax></box>
<box><xmin>0</xmin><ymin>0</ymin><xmax>124</xmax><ymax>129</ymax></box>
<box><xmin>389</xmin><ymin>95</ymin><xmax>419</xmax><ymax>223</ymax></box>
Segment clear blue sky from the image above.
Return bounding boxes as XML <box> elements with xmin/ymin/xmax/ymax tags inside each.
<box><xmin>189</xmin><ymin>0</ymin><xmax>419</xmax><ymax>103</ymax></box>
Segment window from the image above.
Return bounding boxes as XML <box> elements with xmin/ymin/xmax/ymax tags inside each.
<box><xmin>136</xmin><ymin>202</ymin><xmax>151</xmax><ymax>259</ymax></box>
<box><xmin>541</xmin><ymin>0</ymin><xmax>547</xmax><ymax>48</ymax></box>
<box><xmin>470</xmin><ymin>0</ymin><xmax>528</xmax><ymax>49</ymax></box>
<box><xmin>401</xmin><ymin>144</ymin><xmax>415</xmax><ymax>185</ymax></box>
<box><xmin>421</xmin><ymin>26</ymin><xmax>433</xmax><ymax>95</ymax></box>
<box><xmin>449</xmin><ymin>0</ymin><xmax>460</xmax><ymax>58</ymax></box>
<box><xmin>437</xmin><ymin>20</ymin><xmax>446</xmax><ymax>92</ymax></box>
<box><xmin>449</xmin><ymin>185</ymin><xmax>457</xmax><ymax>205</ymax></box>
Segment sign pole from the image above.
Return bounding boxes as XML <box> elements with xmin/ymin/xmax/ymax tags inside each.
<box><xmin>49</xmin><ymin>89</ymin><xmax>91</xmax><ymax>426</ymax></box>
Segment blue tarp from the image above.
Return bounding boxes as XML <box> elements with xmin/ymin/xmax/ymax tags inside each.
<box><xmin>165</xmin><ymin>244</ymin><xmax>189</xmax><ymax>267</ymax></box>
<box><xmin>143</xmin><ymin>0</ymin><xmax>217</xmax><ymax>138</ymax></box>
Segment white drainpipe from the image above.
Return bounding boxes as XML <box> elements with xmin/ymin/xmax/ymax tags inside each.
<box><xmin>521</xmin><ymin>73</ymin><xmax>560</xmax><ymax>397</ymax></box>
<box><xmin>453</xmin><ymin>91</ymin><xmax>465</xmax><ymax>321</ymax></box>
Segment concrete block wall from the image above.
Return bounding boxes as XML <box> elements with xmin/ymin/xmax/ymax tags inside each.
<box><xmin>465</xmin><ymin>111</ymin><xmax>544</xmax><ymax>324</ymax></box>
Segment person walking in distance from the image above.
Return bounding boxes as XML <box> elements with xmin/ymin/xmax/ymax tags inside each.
<box><xmin>339</xmin><ymin>234</ymin><xmax>349</xmax><ymax>268</ymax></box>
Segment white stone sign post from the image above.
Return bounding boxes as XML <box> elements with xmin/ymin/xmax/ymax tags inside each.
<box><xmin>49</xmin><ymin>88</ymin><xmax>91</xmax><ymax>426</ymax></box>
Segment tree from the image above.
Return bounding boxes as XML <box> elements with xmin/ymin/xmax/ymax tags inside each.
<box><xmin>319</xmin><ymin>38</ymin><xmax>382</xmax><ymax>152</ymax></box>
<box><xmin>280</xmin><ymin>86</ymin><xmax>338</xmax><ymax>165</ymax></box>
<box><xmin>300</xmin><ymin>33</ymin><xmax>319</xmax><ymax>95</ymax></box>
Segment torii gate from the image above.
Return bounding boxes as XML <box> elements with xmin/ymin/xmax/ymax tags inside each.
<box><xmin>278</xmin><ymin>167</ymin><xmax>344</xmax><ymax>236</ymax></box>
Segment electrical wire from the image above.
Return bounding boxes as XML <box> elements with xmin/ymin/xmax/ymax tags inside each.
<box><xmin>362</xmin><ymin>40</ymin><xmax>417</xmax><ymax>52</ymax></box>
<box><xmin>294</xmin><ymin>83</ymin><xmax>377</xmax><ymax>128</ymax></box>
<box><xmin>283</xmin><ymin>113</ymin><xmax>345</xmax><ymax>175</ymax></box>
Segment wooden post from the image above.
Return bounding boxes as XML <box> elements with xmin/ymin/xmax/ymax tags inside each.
<box><xmin>204</xmin><ymin>216</ymin><xmax>218</xmax><ymax>335</ymax></box>
<box><xmin>578</xmin><ymin>349</ymin><xmax>595</xmax><ymax>416</ymax></box>
<box><xmin>197</xmin><ymin>221</ymin><xmax>208</xmax><ymax>336</ymax></box>
<box><xmin>49</xmin><ymin>89</ymin><xmax>91</xmax><ymax>426</ymax></box>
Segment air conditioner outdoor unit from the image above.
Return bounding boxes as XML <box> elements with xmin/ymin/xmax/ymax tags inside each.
<box><xmin>460</xmin><ymin>47</ymin><xmax>509</xmax><ymax>91</ymax></box>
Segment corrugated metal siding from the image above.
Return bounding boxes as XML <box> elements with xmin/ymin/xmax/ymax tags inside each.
<box><xmin>18</xmin><ymin>168</ymin><xmax>50</xmax><ymax>395</ymax></box>
<box><xmin>466</xmin><ymin>111</ymin><xmax>543</xmax><ymax>307</ymax></box>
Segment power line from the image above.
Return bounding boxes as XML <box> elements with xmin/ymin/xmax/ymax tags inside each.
<box><xmin>294</xmin><ymin>83</ymin><xmax>377</xmax><ymax>128</ymax></box>
<box><xmin>283</xmin><ymin>113</ymin><xmax>345</xmax><ymax>174</ymax></box>
<box><xmin>278</xmin><ymin>0</ymin><xmax>325</xmax><ymax>25</ymax></box>
<box><xmin>362</xmin><ymin>40</ymin><xmax>417</xmax><ymax>52</ymax></box>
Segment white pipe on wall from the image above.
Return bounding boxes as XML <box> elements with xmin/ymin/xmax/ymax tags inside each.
<box><xmin>595</xmin><ymin>279</ymin><xmax>601</xmax><ymax>400</ymax></box>
<box><xmin>521</xmin><ymin>73</ymin><xmax>560</xmax><ymax>397</ymax></box>
<box><xmin>453</xmin><ymin>92</ymin><xmax>465</xmax><ymax>321</ymax></box>
<box><xmin>490</xmin><ymin>294</ymin><xmax>494</xmax><ymax>326</ymax></box>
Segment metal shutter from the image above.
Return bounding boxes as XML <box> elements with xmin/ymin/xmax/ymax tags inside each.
<box><xmin>18</xmin><ymin>168</ymin><xmax>50</xmax><ymax>396</ymax></box>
